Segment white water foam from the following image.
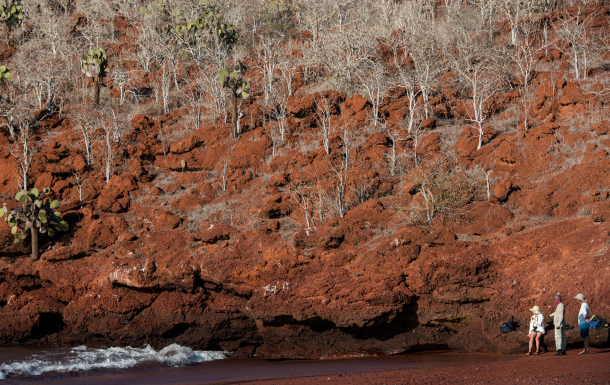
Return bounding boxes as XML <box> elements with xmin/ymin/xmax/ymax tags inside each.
<box><xmin>0</xmin><ymin>344</ymin><xmax>225</xmax><ymax>380</ymax></box>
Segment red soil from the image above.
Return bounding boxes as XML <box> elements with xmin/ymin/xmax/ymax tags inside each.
<box><xmin>0</xmin><ymin>3</ymin><xmax>610</xmax><ymax>361</ymax></box>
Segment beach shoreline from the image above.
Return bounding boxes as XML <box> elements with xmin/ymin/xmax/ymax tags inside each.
<box><xmin>1</xmin><ymin>346</ymin><xmax>608</xmax><ymax>384</ymax></box>
<box><xmin>235</xmin><ymin>348</ymin><xmax>610</xmax><ymax>385</ymax></box>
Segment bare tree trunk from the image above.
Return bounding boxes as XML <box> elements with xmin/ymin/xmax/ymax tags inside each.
<box><xmin>6</xmin><ymin>26</ymin><xmax>12</xmax><ymax>48</ymax></box>
<box><xmin>477</xmin><ymin>122</ymin><xmax>484</xmax><ymax>150</ymax></box>
<box><xmin>30</xmin><ymin>227</ymin><xmax>39</xmax><ymax>261</ymax></box>
<box><xmin>230</xmin><ymin>94</ymin><xmax>238</xmax><ymax>139</ymax></box>
<box><xmin>94</xmin><ymin>77</ymin><xmax>100</xmax><ymax>105</ymax></box>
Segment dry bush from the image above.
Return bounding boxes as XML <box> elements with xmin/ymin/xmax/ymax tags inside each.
<box><xmin>548</xmin><ymin>130</ymin><xmax>586</xmax><ymax>172</ymax></box>
<box><xmin>186</xmin><ymin>202</ymin><xmax>229</xmax><ymax>228</ymax></box>
<box><xmin>489</xmin><ymin>104</ymin><xmax>520</xmax><ymax>134</ymax></box>
<box><xmin>407</xmin><ymin>156</ymin><xmax>475</xmax><ymax>224</ymax></box>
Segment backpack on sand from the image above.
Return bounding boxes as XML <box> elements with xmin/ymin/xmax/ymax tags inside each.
<box><xmin>500</xmin><ymin>321</ymin><xmax>515</xmax><ymax>334</ymax></box>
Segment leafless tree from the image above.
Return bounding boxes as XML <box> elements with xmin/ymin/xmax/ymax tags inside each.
<box><xmin>381</xmin><ymin>121</ymin><xmax>408</xmax><ymax>176</ymax></box>
<box><xmin>482</xmin><ymin>159</ymin><xmax>495</xmax><ymax>200</ymax></box>
<box><xmin>181</xmin><ymin>73</ymin><xmax>207</xmax><ymax>131</ymax></box>
<box><xmin>269</xmin><ymin>77</ymin><xmax>292</xmax><ymax>143</ymax></box>
<box><xmin>256</xmin><ymin>33</ymin><xmax>285</xmax><ymax>106</ymax></box>
<box><xmin>157</xmin><ymin>120</ymin><xmax>171</xmax><ymax>158</ymax></box>
<box><xmin>71</xmin><ymin>111</ymin><xmax>99</xmax><ymax>170</ymax></box>
<box><xmin>16</xmin><ymin>51</ymin><xmax>71</xmax><ymax>112</ymax></box>
<box><xmin>151</xmin><ymin>54</ymin><xmax>174</xmax><ymax>114</ymax></box>
<box><xmin>410</xmin><ymin>31</ymin><xmax>444</xmax><ymax>119</ymax></box>
<box><xmin>443</xmin><ymin>22</ymin><xmax>501</xmax><ymax>149</ymax></box>
<box><xmin>394</xmin><ymin>6</ymin><xmax>443</xmax><ymax>120</ymax></box>
<box><xmin>391</xmin><ymin>56</ymin><xmax>422</xmax><ymax>134</ymax></box>
<box><xmin>314</xmin><ymin>96</ymin><xmax>334</xmax><ymax>154</ymax></box>
<box><xmin>30</xmin><ymin>6</ymin><xmax>73</xmax><ymax>59</ymax></box>
<box><xmin>279</xmin><ymin>41</ymin><xmax>300</xmax><ymax>97</ymax></box>
<box><xmin>498</xmin><ymin>0</ymin><xmax>537</xmax><ymax>46</ymax></box>
<box><xmin>74</xmin><ymin>0</ymin><xmax>117</xmax><ymax>21</ymax></box>
<box><xmin>408</xmin><ymin>118</ymin><xmax>424</xmax><ymax>168</ymax></box>
<box><xmin>109</xmin><ymin>65</ymin><xmax>139</xmax><ymax>106</ymax></box>
<box><xmin>77</xmin><ymin>17</ymin><xmax>115</xmax><ymax>52</ymax></box>
<box><xmin>130</xmin><ymin>22</ymin><xmax>163</xmax><ymax>72</ymax></box>
<box><xmin>357</xmin><ymin>60</ymin><xmax>388</xmax><ymax>128</ymax></box>
<box><xmin>507</xmin><ymin>20</ymin><xmax>548</xmax><ymax>130</ymax></box>
<box><xmin>187</xmin><ymin>67</ymin><xmax>228</xmax><ymax>126</ymax></box>
<box><xmin>72</xmin><ymin>170</ymin><xmax>88</xmax><ymax>208</ymax></box>
<box><xmin>350</xmin><ymin>156</ymin><xmax>374</xmax><ymax>205</ymax></box>
<box><xmin>217</xmin><ymin>153</ymin><xmax>232</xmax><ymax>192</ymax></box>
<box><xmin>102</xmin><ymin>108</ymin><xmax>124</xmax><ymax>183</ymax></box>
<box><xmin>292</xmin><ymin>184</ymin><xmax>314</xmax><ymax>227</ymax></box>
<box><xmin>0</xmin><ymin>80</ymin><xmax>25</xmax><ymax>138</ymax></box>
<box><xmin>8</xmin><ymin>119</ymin><xmax>36</xmax><ymax>191</ymax></box>
<box><xmin>374</xmin><ymin>0</ymin><xmax>400</xmax><ymax>34</ymax></box>
<box><xmin>292</xmin><ymin>0</ymin><xmax>334</xmax><ymax>45</ymax></box>
<box><xmin>467</xmin><ymin>0</ymin><xmax>497</xmax><ymax>41</ymax></box>
<box><xmin>316</xmin><ymin>24</ymin><xmax>374</xmax><ymax>93</ymax></box>
<box><xmin>555</xmin><ymin>6</ymin><xmax>601</xmax><ymax>80</ymax></box>
<box><xmin>328</xmin><ymin>124</ymin><xmax>353</xmax><ymax>218</ymax></box>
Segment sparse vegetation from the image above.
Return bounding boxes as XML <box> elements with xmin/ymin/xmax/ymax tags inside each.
<box><xmin>0</xmin><ymin>188</ymin><xmax>68</xmax><ymax>260</ymax></box>
<box><xmin>0</xmin><ymin>0</ymin><xmax>607</xmax><ymax>257</ymax></box>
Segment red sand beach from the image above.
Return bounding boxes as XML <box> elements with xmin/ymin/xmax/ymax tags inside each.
<box><xmin>239</xmin><ymin>348</ymin><xmax>610</xmax><ymax>385</ymax></box>
<box><xmin>6</xmin><ymin>347</ymin><xmax>609</xmax><ymax>384</ymax></box>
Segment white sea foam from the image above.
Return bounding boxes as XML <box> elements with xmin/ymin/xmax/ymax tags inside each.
<box><xmin>0</xmin><ymin>344</ymin><xmax>225</xmax><ymax>380</ymax></box>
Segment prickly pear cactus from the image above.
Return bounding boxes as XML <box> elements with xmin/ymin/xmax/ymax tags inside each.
<box><xmin>81</xmin><ymin>48</ymin><xmax>107</xmax><ymax>105</ymax></box>
<box><xmin>218</xmin><ymin>62</ymin><xmax>251</xmax><ymax>100</ymax></box>
<box><xmin>0</xmin><ymin>65</ymin><xmax>12</xmax><ymax>82</ymax></box>
<box><xmin>161</xmin><ymin>12</ymin><xmax>237</xmax><ymax>44</ymax></box>
<box><xmin>82</xmin><ymin>48</ymin><xmax>108</xmax><ymax>79</ymax></box>
<box><xmin>156</xmin><ymin>8</ymin><xmax>238</xmax><ymax>66</ymax></box>
<box><xmin>0</xmin><ymin>1</ymin><xmax>24</xmax><ymax>46</ymax></box>
<box><xmin>0</xmin><ymin>187</ymin><xmax>69</xmax><ymax>260</ymax></box>
<box><xmin>0</xmin><ymin>3</ymin><xmax>23</xmax><ymax>28</ymax></box>
<box><xmin>219</xmin><ymin>62</ymin><xmax>251</xmax><ymax>138</ymax></box>
<box><xmin>138</xmin><ymin>0</ymin><xmax>164</xmax><ymax>15</ymax></box>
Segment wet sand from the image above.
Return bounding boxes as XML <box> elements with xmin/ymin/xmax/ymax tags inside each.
<box><xmin>8</xmin><ymin>348</ymin><xmax>607</xmax><ymax>385</ymax></box>
<box><xmin>3</xmin><ymin>350</ymin><xmax>514</xmax><ymax>384</ymax></box>
<box><xmin>240</xmin><ymin>348</ymin><xmax>610</xmax><ymax>385</ymax></box>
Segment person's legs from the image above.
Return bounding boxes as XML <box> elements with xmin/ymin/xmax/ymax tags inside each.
<box><xmin>555</xmin><ymin>328</ymin><xmax>561</xmax><ymax>351</ymax></box>
<box><xmin>554</xmin><ymin>328</ymin><xmax>563</xmax><ymax>354</ymax></box>
<box><xmin>561</xmin><ymin>328</ymin><xmax>567</xmax><ymax>353</ymax></box>
<box><xmin>535</xmin><ymin>333</ymin><xmax>541</xmax><ymax>353</ymax></box>
<box><xmin>584</xmin><ymin>336</ymin><xmax>589</xmax><ymax>353</ymax></box>
<box><xmin>528</xmin><ymin>333</ymin><xmax>535</xmax><ymax>354</ymax></box>
<box><xmin>579</xmin><ymin>324</ymin><xmax>590</xmax><ymax>354</ymax></box>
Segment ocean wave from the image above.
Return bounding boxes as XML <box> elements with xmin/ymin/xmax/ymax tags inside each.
<box><xmin>0</xmin><ymin>344</ymin><xmax>225</xmax><ymax>380</ymax></box>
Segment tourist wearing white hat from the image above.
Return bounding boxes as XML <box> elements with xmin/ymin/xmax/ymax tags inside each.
<box><xmin>527</xmin><ymin>305</ymin><xmax>545</xmax><ymax>355</ymax></box>
<box><xmin>575</xmin><ymin>293</ymin><xmax>590</xmax><ymax>354</ymax></box>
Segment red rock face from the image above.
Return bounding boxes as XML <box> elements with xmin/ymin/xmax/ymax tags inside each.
<box><xmin>1</xmin><ymin>5</ymin><xmax>610</xmax><ymax>360</ymax></box>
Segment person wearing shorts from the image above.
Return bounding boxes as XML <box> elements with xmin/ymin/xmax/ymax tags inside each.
<box><xmin>527</xmin><ymin>306</ymin><xmax>545</xmax><ymax>355</ymax></box>
<box><xmin>575</xmin><ymin>293</ymin><xmax>590</xmax><ymax>354</ymax></box>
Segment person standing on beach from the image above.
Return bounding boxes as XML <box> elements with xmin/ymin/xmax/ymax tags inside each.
<box><xmin>527</xmin><ymin>306</ymin><xmax>545</xmax><ymax>355</ymax></box>
<box><xmin>548</xmin><ymin>294</ymin><xmax>566</xmax><ymax>355</ymax></box>
<box><xmin>575</xmin><ymin>293</ymin><xmax>590</xmax><ymax>354</ymax></box>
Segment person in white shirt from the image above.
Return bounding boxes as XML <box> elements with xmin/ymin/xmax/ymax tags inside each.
<box><xmin>528</xmin><ymin>306</ymin><xmax>545</xmax><ymax>355</ymax></box>
<box><xmin>548</xmin><ymin>294</ymin><xmax>566</xmax><ymax>355</ymax></box>
<box><xmin>575</xmin><ymin>293</ymin><xmax>590</xmax><ymax>354</ymax></box>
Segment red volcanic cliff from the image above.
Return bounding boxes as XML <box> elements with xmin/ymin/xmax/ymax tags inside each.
<box><xmin>0</xmin><ymin>3</ymin><xmax>609</xmax><ymax>359</ymax></box>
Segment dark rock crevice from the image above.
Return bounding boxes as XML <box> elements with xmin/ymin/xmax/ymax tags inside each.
<box><xmin>24</xmin><ymin>312</ymin><xmax>65</xmax><ymax>341</ymax></box>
